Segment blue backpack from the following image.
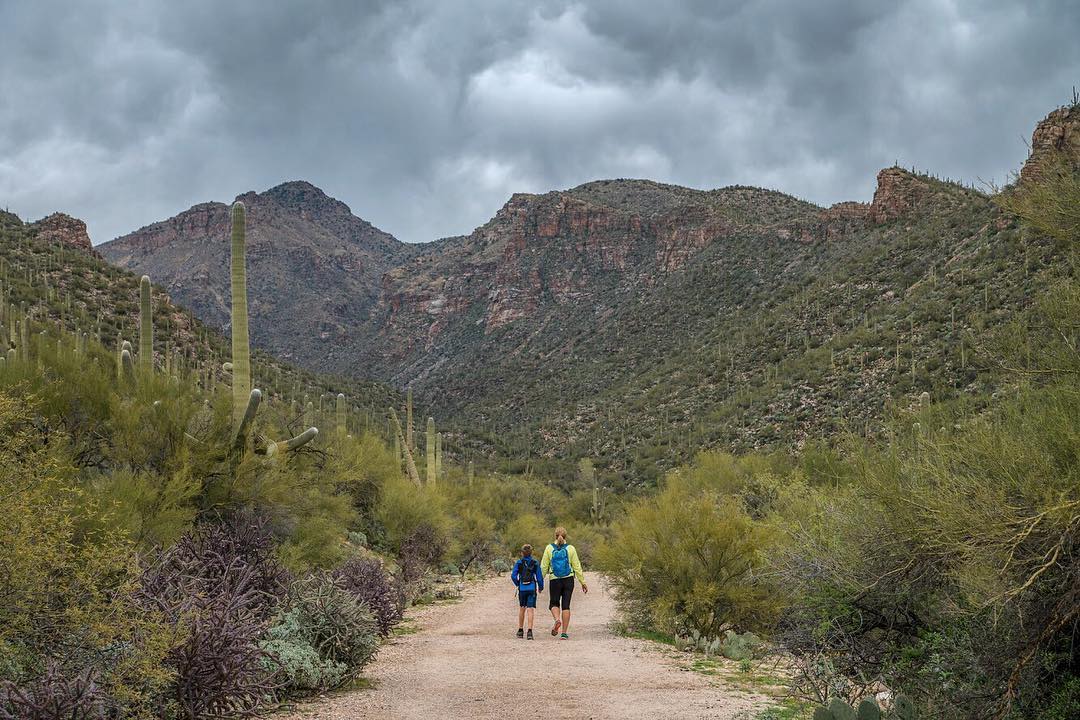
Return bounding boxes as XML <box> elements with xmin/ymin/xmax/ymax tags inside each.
<box><xmin>549</xmin><ymin>543</ymin><xmax>572</xmax><ymax>578</ymax></box>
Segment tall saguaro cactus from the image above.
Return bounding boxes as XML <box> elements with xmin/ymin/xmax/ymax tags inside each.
<box><xmin>225</xmin><ymin>200</ymin><xmax>317</xmax><ymax>457</ymax></box>
<box><xmin>230</xmin><ymin>202</ymin><xmax>251</xmax><ymax>428</ymax></box>
<box><xmin>336</xmin><ymin>393</ymin><xmax>347</xmax><ymax>436</ymax></box>
<box><xmin>435</xmin><ymin>432</ymin><xmax>443</xmax><ymax>481</ymax></box>
<box><xmin>426</xmin><ymin>416</ymin><xmax>436</xmax><ymax>484</ymax></box>
<box><xmin>405</xmin><ymin>388</ymin><xmax>414</xmax><ymax>451</ymax></box>
<box><xmin>139</xmin><ymin>275</ymin><xmax>153</xmax><ymax>374</ymax></box>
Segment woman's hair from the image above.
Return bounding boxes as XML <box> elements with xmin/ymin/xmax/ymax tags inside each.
<box><xmin>521</xmin><ymin>544</ymin><xmax>532</xmax><ymax>557</ymax></box>
<box><xmin>554</xmin><ymin>526</ymin><xmax>567</xmax><ymax>544</ymax></box>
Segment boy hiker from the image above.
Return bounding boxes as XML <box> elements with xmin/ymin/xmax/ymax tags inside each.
<box><xmin>540</xmin><ymin>526</ymin><xmax>588</xmax><ymax>640</ymax></box>
<box><xmin>511</xmin><ymin>544</ymin><xmax>544</xmax><ymax>639</ymax></box>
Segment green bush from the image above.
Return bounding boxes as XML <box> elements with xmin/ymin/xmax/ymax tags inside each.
<box><xmin>597</xmin><ymin>464</ymin><xmax>780</xmax><ymax>638</ymax></box>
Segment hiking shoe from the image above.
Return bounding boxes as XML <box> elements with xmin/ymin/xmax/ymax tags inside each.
<box><xmin>560</xmin><ymin>633</ymin><xmax>569</xmax><ymax>640</ymax></box>
<box><xmin>526</xmin><ymin>629</ymin><xmax>534</xmax><ymax>640</ymax></box>
<box><xmin>551</xmin><ymin>619</ymin><xmax>561</xmax><ymax>636</ymax></box>
<box><xmin>516</xmin><ymin>628</ymin><xmax>524</xmax><ymax>638</ymax></box>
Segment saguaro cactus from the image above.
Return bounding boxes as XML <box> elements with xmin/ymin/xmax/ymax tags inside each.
<box><xmin>389</xmin><ymin>407</ymin><xmax>421</xmax><ymax>485</ymax></box>
<box><xmin>336</xmin><ymin>393</ymin><xmax>346</xmax><ymax>436</ymax></box>
<box><xmin>139</xmin><ymin>275</ymin><xmax>153</xmax><ymax>374</ymax></box>
<box><xmin>405</xmin><ymin>388</ymin><xmax>414</xmax><ymax>451</ymax></box>
<box><xmin>230</xmin><ymin>202</ymin><xmax>251</xmax><ymax>428</ymax></box>
<box><xmin>435</xmin><ymin>432</ymin><xmax>443</xmax><ymax>480</ymax></box>
<box><xmin>426</xmin><ymin>416</ymin><xmax>436</xmax><ymax>484</ymax></box>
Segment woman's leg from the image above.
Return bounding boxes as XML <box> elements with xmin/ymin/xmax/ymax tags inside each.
<box><xmin>549</xmin><ymin>578</ymin><xmax>564</xmax><ymax>634</ymax></box>
<box><xmin>560</xmin><ymin>579</ymin><xmax>575</xmax><ymax>635</ymax></box>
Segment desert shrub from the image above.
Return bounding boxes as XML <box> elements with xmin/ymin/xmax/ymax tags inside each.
<box><xmin>597</xmin><ymin>467</ymin><xmax>780</xmax><ymax>639</ymax></box>
<box><xmin>139</xmin><ymin>515</ymin><xmax>290</xmax><ymax>718</ymax></box>
<box><xmin>502</xmin><ymin>512</ymin><xmax>550</xmax><ymax>554</ymax></box>
<box><xmin>450</xmin><ymin>509</ymin><xmax>497</xmax><ymax>574</ymax></box>
<box><xmin>398</xmin><ymin>523</ymin><xmax>446</xmax><ymax>584</ymax></box>
<box><xmin>777</xmin><ymin>386</ymin><xmax>1080</xmax><ymax>718</ymax></box>
<box><xmin>721</xmin><ymin>631</ymin><xmax>763</xmax><ymax>661</ymax></box>
<box><xmin>376</xmin><ymin>475</ymin><xmax>448</xmax><ymax>555</ymax></box>
<box><xmin>283</xmin><ymin>574</ymin><xmax>379</xmax><ymax>681</ymax></box>
<box><xmin>331</xmin><ymin>556</ymin><xmax>404</xmax><ymax>636</ymax></box>
<box><xmin>0</xmin><ymin>664</ymin><xmax>106</xmax><ymax>720</ymax></box>
<box><xmin>0</xmin><ymin>392</ymin><xmax>173</xmax><ymax>718</ymax></box>
<box><xmin>259</xmin><ymin>611</ymin><xmax>348</xmax><ymax>696</ymax></box>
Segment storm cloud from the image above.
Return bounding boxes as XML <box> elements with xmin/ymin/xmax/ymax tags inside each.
<box><xmin>2</xmin><ymin>0</ymin><xmax>1077</xmax><ymax>244</ymax></box>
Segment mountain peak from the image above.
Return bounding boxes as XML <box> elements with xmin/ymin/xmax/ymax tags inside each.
<box><xmin>253</xmin><ymin>180</ymin><xmax>353</xmax><ymax>217</ymax></box>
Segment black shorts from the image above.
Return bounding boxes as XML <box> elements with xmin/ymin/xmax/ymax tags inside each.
<box><xmin>549</xmin><ymin>576</ymin><xmax>575</xmax><ymax>610</ymax></box>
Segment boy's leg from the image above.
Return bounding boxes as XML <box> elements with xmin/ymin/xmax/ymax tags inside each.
<box><xmin>526</xmin><ymin>607</ymin><xmax>535</xmax><ymax>630</ymax></box>
<box><xmin>518</xmin><ymin>605</ymin><xmax>526</xmax><ymax>630</ymax></box>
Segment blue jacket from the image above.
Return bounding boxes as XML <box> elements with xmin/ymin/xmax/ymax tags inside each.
<box><xmin>512</xmin><ymin>557</ymin><xmax>544</xmax><ymax>592</ymax></box>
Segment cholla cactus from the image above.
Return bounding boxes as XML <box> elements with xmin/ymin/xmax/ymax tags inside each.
<box><xmin>426</xmin><ymin>416</ymin><xmax>436</xmax><ymax>484</ymax></box>
<box><xmin>139</xmin><ymin>275</ymin><xmax>153</xmax><ymax>374</ymax></box>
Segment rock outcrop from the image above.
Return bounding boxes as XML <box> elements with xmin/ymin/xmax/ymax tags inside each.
<box><xmin>31</xmin><ymin>212</ymin><xmax>95</xmax><ymax>254</ymax></box>
<box><xmin>868</xmin><ymin>167</ymin><xmax>929</xmax><ymax>225</ymax></box>
<box><xmin>1020</xmin><ymin>104</ymin><xmax>1080</xmax><ymax>183</ymax></box>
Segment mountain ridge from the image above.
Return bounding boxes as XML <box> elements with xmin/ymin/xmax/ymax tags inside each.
<box><xmin>96</xmin><ymin>105</ymin><xmax>1078</xmax><ymax>485</ymax></box>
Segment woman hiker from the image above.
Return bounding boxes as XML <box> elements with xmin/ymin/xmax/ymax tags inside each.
<box><xmin>540</xmin><ymin>526</ymin><xmax>588</xmax><ymax>639</ymax></box>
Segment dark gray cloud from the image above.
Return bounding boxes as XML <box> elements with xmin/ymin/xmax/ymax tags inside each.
<box><xmin>1</xmin><ymin>0</ymin><xmax>1077</xmax><ymax>244</ymax></box>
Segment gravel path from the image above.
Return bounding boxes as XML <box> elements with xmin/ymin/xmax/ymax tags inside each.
<box><xmin>279</xmin><ymin>575</ymin><xmax>769</xmax><ymax>720</ymax></box>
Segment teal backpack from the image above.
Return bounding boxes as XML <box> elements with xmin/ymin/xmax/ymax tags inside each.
<box><xmin>549</xmin><ymin>543</ymin><xmax>572</xmax><ymax>578</ymax></box>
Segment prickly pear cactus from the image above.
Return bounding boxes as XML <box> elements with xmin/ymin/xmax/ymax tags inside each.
<box><xmin>893</xmin><ymin>695</ymin><xmax>915</xmax><ymax>720</ymax></box>
<box><xmin>856</xmin><ymin>698</ymin><xmax>880</xmax><ymax>720</ymax></box>
<box><xmin>828</xmin><ymin>697</ymin><xmax>856</xmax><ymax>720</ymax></box>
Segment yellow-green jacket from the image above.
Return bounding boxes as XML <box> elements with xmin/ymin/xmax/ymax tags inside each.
<box><xmin>540</xmin><ymin>542</ymin><xmax>586</xmax><ymax>584</ymax></box>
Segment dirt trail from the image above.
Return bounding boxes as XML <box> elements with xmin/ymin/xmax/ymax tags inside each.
<box><xmin>281</xmin><ymin>576</ymin><xmax>769</xmax><ymax>720</ymax></box>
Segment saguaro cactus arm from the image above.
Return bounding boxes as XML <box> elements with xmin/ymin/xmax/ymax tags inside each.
<box><xmin>266</xmin><ymin>426</ymin><xmax>319</xmax><ymax>459</ymax></box>
<box><xmin>233</xmin><ymin>388</ymin><xmax>261</xmax><ymax>448</ymax></box>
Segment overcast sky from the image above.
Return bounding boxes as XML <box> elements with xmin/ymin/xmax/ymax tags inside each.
<box><xmin>1</xmin><ymin>1</ymin><xmax>1078</xmax><ymax>244</ymax></box>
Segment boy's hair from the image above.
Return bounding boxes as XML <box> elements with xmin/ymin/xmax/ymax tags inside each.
<box><xmin>521</xmin><ymin>544</ymin><xmax>532</xmax><ymax>557</ymax></box>
<box><xmin>554</xmin><ymin>526</ymin><xmax>567</xmax><ymax>543</ymax></box>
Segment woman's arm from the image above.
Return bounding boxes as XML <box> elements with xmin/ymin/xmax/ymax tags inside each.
<box><xmin>539</xmin><ymin>544</ymin><xmax>552</xmax><ymax>578</ymax></box>
<box><xmin>568</xmin><ymin>546</ymin><xmax>587</xmax><ymax>589</ymax></box>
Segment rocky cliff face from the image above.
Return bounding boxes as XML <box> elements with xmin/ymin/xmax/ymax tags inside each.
<box><xmin>31</xmin><ymin>212</ymin><xmax>96</xmax><ymax>254</ymax></box>
<box><xmin>101</xmin><ymin>181</ymin><xmax>415</xmax><ymax>367</ymax></box>
<box><xmin>1021</xmin><ymin>104</ymin><xmax>1080</xmax><ymax>183</ymax></box>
